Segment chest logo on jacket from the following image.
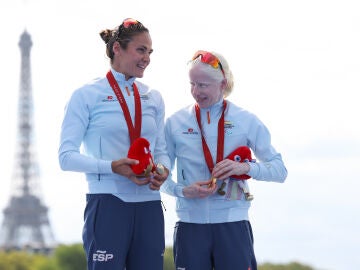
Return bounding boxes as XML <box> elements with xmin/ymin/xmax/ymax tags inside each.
<box><xmin>102</xmin><ymin>95</ymin><xmax>118</xmax><ymax>102</ymax></box>
<box><xmin>224</xmin><ymin>120</ymin><xmax>235</xmax><ymax>135</ymax></box>
<box><xmin>182</xmin><ymin>127</ymin><xmax>199</xmax><ymax>135</ymax></box>
<box><xmin>101</xmin><ymin>94</ymin><xmax>149</xmax><ymax>102</ymax></box>
<box><xmin>140</xmin><ymin>94</ymin><xmax>150</xmax><ymax>101</ymax></box>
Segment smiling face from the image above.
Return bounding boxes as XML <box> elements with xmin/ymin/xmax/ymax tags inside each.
<box><xmin>189</xmin><ymin>64</ymin><xmax>225</xmax><ymax>109</ymax></box>
<box><xmin>112</xmin><ymin>31</ymin><xmax>153</xmax><ymax>80</ymax></box>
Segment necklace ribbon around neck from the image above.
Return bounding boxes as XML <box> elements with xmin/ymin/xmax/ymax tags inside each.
<box><xmin>106</xmin><ymin>70</ymin><xmax>142</xmax><ymax>144</ymax></box>
<box><xmin>195</xmin><ymin>100</ymin><xmax>227</xmax><ymax>173</ymax></box>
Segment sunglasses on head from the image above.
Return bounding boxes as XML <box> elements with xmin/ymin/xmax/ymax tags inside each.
<box><xmin>192</xmin><ymin>50</ymin><xmax>225</xmax><ymax>78</ymax></box>
<box><xmin>122</xmin><ymin>18</ymin><xmax>139</xmax><ymax>28</ymax></box>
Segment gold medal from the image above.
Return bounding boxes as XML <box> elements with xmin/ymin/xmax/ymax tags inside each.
<box><xmin>217</xmin><ymin>182</ymin><xmax>226</xmax><ymax>195</ymax></box>
<box><xmin>156</xmin><ymin>163</ymin><xmax>165</xmax><ymax>175</ymax></box>
<box><xmin>208</xmin><ymin>177</ymin><xmax>217</xmax><ymax>188</ymax></box>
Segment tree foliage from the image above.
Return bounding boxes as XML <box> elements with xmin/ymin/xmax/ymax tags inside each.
<box><xmin>164</xmin><ymin>246</ymin><xmax>175</xmax><ymax>269</ymax></box>
<box><xmin>259</xmin><ymin>261</ymin><xmax>315</xmax><ymax>270</ymax></box>
<box><xmin>0</xmin><ymin>250</ymin><xmax>56</xmax><ymax>270</ymax></box>
<box><xmin>0</xmin><ymin>244</ymin><xmax>316</xmax><ymax>270</ymax></box>
<box><xmin>53</xmin><ymin>243</ymin><xmax>86</xmax><ymax>270</ymax></box>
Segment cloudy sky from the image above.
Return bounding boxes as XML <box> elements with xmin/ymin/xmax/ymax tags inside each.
<box><xmin>0</xmin><ymin>0</ymin><xmax>359</xmax><ymax>269</ymax></box>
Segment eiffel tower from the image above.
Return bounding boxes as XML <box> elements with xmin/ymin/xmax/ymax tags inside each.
<box><xmin>0</xmin><ymin>30</ymin><xmax>56</xmax><ymax>252</ymax></box>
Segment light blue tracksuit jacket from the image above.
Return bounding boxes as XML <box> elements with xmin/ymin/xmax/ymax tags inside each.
<box><xmin>58</xmin><ymin>69</ymin><xmax>170</xmax><ymax>202</ymax></box>
<box><xmin>161</xmin><ymin>99</ymin><xmax>287</xmax><ymax>223</ymax></box>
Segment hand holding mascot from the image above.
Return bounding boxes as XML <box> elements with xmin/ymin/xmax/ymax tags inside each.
<box><xmin>127</xmin><ymin>137</ymin><xmax>165</xmax><ymax>177</ymax></box>
<box><xmin>213</xmin><ymin>146</ymin><xmax>255</xmax><ymax>201</ymax></box>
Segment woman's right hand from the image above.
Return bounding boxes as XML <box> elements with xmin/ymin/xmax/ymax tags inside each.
<box><xmin>111</xmin><ymin>158</ymin><xmax>151</xmax><ymax>186</ymax></box>
<box><xmin>182</xmin><ymin>179</ymin><xmax>217</xmax><ymax>198</ymax></box>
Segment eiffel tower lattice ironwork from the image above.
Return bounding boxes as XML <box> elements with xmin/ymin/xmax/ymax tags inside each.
<box><xmin>0</xmin><ymin>30</ymin><xmax>56</xmax><ymax>252</ymax></box>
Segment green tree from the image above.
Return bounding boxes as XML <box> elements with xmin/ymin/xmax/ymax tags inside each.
<box><xmin>259</xmin><ymin>261</ymin><xmax>315</xmax><ymax>270</ymax></box>
<box><xmin>53</xmin><ymin>244</ymin><xmax>86</xmax><ymax>270</ymax></box>
<box><xmin>164</xmin><ymin>246</ymin><xmax>175</xmax><ymax>270</ymax></box>
<box><xmin>0</xmin><ymin>251</ymin><xmax>32</xmax><ymax>270</ymax></box>
<box><xmin>0</xmin><ymin>245</ymin><xmax>318</xmax><ymax>270</ymax></box>
<box><xmin>163</xmin><ymin>246</ymin><xmax>317</xmax><ymax>270</ymax></box>
<box><xmin>31</xmin><ymin>254</ymin><xmax>58</xmax><ymax>270</ymax></box>
<box><xmin>0</xmin><ymin>250</ymin><xmax>57</xmax><ymax>270</ymax></box>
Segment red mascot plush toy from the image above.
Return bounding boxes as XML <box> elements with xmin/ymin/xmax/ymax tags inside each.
<box><xmin>127</xmin><ymin>137</ymin><xmax>164</xmax><ymax>177</ymax></box>
<box><xmin>216</xmin><ymin>146</ymin><xmax>255</xmax><ymax>201</ymax></box>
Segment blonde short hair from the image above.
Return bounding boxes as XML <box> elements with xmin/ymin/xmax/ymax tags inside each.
<box><xmin>188</xmin><ymin>51</ymin><xmax>234</xmax><ymax>98</ymax></box>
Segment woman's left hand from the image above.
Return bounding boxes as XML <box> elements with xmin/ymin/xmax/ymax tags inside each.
<box><xmin>149</xmin><ymin>166</ymin><xmax>169</xmax><ymax>190</ymax></box>
<box><xmin>212</xmin><ymin>159</ymin><xmax>250</xmax><ymax>180</ymax></box>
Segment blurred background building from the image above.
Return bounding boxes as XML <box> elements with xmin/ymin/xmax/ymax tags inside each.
<box><xmin>0</xmin><ymin>30</ymin><xmax>56</xmax><ymax>253</ymax></box>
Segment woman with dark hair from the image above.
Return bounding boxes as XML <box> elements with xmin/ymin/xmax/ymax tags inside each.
<box><xmin>58</xmin><ymin>18</ymin><xmax>170</xmax><ymax>270</ymax></box>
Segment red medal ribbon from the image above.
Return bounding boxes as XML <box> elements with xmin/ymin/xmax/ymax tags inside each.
<box><xmin>106</xmin><ymin>70</ymin><xmax>142</xmax><ymax>144</ymax></box>
<box><xmin>195</xmin><ymin>100</ymin><xmax>227</xmax><ymax>173</ymax></box>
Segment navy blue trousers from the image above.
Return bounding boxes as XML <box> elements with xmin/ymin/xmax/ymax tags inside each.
<box><xmin>173</xmin><ymin>221</ymin><xmax>257</xmax><ymax>270</ymax></box>
<box><xmin>82</xmin><ymin>194</ymin><xmax>165</xmax><ymax>270</ymax></box>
